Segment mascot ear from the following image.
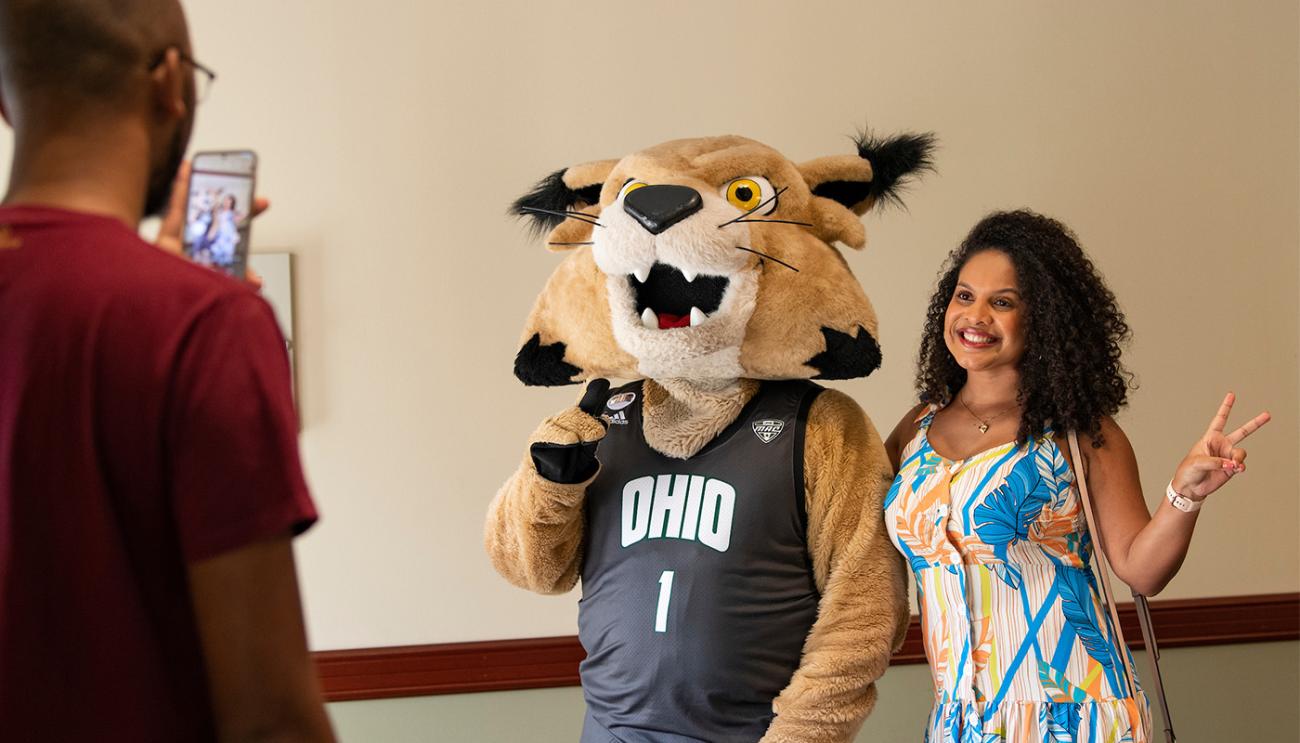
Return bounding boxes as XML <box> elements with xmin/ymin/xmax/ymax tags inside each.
<box><xmin>511</xmin><ymin>160</ymin><xmax>619</xmax><ymax>248</ymax></box>
<box><xmin>799</xmin><ymin>131</ymin><xmax>936</xmax><ymax>235</ymax></box>
<box><xmin>798</xmin><ymin>131</ymin><xmax>935</xmax><ymax>249</ymax></box>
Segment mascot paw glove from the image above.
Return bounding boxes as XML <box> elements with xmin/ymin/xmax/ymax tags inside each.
<box><xmin>529</xmin><ymin>379</ymin><xmax>611</xmax><ymax>484</ymax></box>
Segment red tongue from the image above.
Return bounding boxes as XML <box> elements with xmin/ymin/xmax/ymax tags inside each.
<box><xmin>658</xmin><ymin>312</ymin><xmax>691</xmax><ymax>329</ymax></box>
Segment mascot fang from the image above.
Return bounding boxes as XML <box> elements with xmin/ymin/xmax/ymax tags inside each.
<box><xmin>487</xmin><ymin>131</ymin><xmax>934</xmax><ymax>743</ymax></box>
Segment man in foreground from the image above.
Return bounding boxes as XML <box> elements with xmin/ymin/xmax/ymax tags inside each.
<box><xmin>0</xmin><ymin>1</ymin><xmax>335</xmax><ymax>739</ymax></box>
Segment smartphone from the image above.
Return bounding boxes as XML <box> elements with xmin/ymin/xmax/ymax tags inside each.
<box><xmin>184</xmin><ymin>150</ymin><xmax>257</xmax><ymax>278</ymax></box>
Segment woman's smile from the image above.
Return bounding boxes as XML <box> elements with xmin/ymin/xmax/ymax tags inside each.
<box><xmin>954</xmin><ymin>326</ymin><xmax>1000</xmax><ymax>349</ymax></box>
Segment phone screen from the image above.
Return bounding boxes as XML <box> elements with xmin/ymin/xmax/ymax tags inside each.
<box><xmin>184</xmin><ymin>151</ymin><xmax>257</xmax><ymax>278</ymax></box>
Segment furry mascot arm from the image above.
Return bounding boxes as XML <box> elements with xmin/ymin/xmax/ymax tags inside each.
<box><xmin>484</xmin><ymin>381</ymin><xmax>609</xmax><ymax>594</ymax></box>
<box><xmin>762</xmin><ymin>388</ymin><xmax>910</xmax><ymax>743</ymax></box>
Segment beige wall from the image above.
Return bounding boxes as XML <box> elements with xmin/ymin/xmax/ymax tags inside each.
<box><xmin>168</xmin><ymin>0</ymin><xmax>1300</xmax><ymax>648</ymax></box>
<box><xmin>4</xmin><ymin>1</ymin><xmax>1295</xmax><ymax>651</ymax></box>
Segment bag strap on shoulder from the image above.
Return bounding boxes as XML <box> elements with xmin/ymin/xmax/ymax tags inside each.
<box><xmin>1066</xmin><ymin>430</ymin><xmax>1176</xmax><ymax>742</ymax></box>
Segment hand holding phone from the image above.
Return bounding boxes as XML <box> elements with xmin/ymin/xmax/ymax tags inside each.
<box><xmin>182</xmin><ymin>151</ymin><xmax>258</xmax><ymax>279</ymax></box>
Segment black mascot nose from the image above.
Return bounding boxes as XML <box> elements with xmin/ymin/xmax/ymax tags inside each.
<box><xmin>623</xmin><ymin>185</ymin><xmax>703</xmax><ymax>235</ymax></box>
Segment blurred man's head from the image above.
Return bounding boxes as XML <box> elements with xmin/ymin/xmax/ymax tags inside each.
<box><xmin>0</xmin><ymin>0</ymin><xmax>194</xmax><ymax>216</ymax></box>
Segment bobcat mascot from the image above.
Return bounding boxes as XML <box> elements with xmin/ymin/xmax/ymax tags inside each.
<box><xmin>487</xmin><ymin>131</ymin><xmax>935</xmax><ymax>743</ymax></box>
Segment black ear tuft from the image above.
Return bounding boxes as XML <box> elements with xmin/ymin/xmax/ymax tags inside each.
<box><xmin>510</xmin><ymin>169</ymin><xmax>601</xmax><ymax>235</ymax></box>
<box><xmin>809</xmin><ymin>130</ymin><xmax>937</xmax><ymax>211</ymax></box>
<box><xmin>854</xmin><ymin>130</ymin><xmax>936</xmax><ymax>209</ymax></box>
<box><xmin>806</xmin><ymin>326</ymin><xmax>882</xmax><ymax>380</ymax></box>
<box><xmin>514</xmin><ymin>333</ymin><xmax>582</xmax><ymax>386</ymax></box>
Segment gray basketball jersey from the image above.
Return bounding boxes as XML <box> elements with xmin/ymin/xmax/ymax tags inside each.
<box><xmin>577</xmin><ymin>380</ymin><xmax>823</xmax><ymax>743</ymax></box>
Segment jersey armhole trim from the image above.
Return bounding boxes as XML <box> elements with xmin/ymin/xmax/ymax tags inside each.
<box><xmin>792</xmin><ymin>383</ymin><xmax>823</xmax><ymax>546</ymax></box>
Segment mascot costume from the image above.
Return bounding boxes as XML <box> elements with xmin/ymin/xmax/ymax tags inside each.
<box><xmin>486</xmin><ymin>131</ymin><xmax>935</xmax><ymax>743</ymax></box>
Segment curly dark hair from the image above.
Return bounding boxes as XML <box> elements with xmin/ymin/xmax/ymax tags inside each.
<box><xmin>916</xmin><ymin>210</ymin><xmax>1135</xmax><ymax>446</ymax></box>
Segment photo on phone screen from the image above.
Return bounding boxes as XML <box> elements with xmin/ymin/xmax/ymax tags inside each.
<box><xmin>184</xmin><ymin>151</ymin><xmax>257</xmax><ymax>278</ymax></box>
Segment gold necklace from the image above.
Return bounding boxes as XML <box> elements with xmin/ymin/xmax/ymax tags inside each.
<box><xmin>958</xmin><ymin>392</ymin><xmax>1019</xmax><ymax>434</ymax></box>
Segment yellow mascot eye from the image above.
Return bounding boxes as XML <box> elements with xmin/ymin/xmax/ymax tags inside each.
<box><xmin>620</xmin><ymin>180</ymin><xmax>648</xmax><ymax>199</ymax></box>
<box><xmin>726</xmin><ymin>179</ymin><xmax>762</xmax><ymax>210</ymax></box>
<box><xmin>722</xmin><ymin>176</ymin><xmax>776</xmax><ymax>214</ymax></box>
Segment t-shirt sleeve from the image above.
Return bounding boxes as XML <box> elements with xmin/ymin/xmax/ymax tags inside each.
<box><xmin>166</xmin><ymin>290</ymin><xmax>317</xmax><ymax>563</ymax></box>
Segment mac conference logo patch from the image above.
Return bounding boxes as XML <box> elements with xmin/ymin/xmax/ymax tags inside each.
<box><xmin>752</xmin><ymin>419</ymin><xmax>785</xmax><ymax>444</ymax></box>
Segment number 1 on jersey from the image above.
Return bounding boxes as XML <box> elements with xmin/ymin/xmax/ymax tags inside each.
<box><xmin>655</xmin><ymin>570</ymin><xmax>675</xmax><ymax>633</ymax></box>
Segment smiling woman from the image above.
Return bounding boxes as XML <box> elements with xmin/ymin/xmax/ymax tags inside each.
<box><xmin>916</xmin><ymin>211</ymin><xmax>1131</xmax><ymax>447</ymax></box>
<box><xmin>882</xmin><ymin>210</ymin><xmax>1272</xmax><ymax>742</ymax></box>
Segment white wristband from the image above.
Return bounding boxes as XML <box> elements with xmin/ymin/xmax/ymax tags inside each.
<box><xmin>1166</xmin><ymin>480</ymin><xmax>1203</xmax><ymax>513</ymax></box>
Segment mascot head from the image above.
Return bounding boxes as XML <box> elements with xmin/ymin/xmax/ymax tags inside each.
<box><xmin>511</xmin><ymin>131</ymin><xmax>934</xmax><ymax>384</ymax></box>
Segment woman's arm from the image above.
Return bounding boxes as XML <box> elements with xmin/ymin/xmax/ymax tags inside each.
<box><xmin>1072</xmin><ymin>393</ymin><xmax>1269</xmax><ymax>596</ymax></box>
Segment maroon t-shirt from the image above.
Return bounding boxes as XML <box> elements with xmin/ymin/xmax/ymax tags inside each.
<box><xmin>0</xmin><ymin>205</ymin><xmax>317</xmax><ymax>741</ymax></box>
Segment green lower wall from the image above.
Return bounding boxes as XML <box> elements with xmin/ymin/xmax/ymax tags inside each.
<box><xmin>328</xmin><ymin>641</ymin><xmax>1298</xmax><ymax>742</ymax></box>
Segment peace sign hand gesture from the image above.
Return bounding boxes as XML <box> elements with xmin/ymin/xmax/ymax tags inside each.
<box><xmin>1173</xmin><ymin>392</ymin><xmax>1271</xmax><ymax>502</ymax></box>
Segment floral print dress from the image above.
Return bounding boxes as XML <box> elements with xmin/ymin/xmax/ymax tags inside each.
<box><xmin>885</xmin><ymin>406</ymin><xmax>1150</xmax><ymax>742</ymax></box>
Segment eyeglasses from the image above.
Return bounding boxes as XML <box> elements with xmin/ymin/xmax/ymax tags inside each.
<box><xmin>149</xmin><ymin>48</ymin><xmax>217</xmax><ymax>104</ymax></box>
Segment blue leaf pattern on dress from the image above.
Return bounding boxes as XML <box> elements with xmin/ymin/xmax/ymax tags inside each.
<box><xmin>912</xmin><ymin>448</ymin><xmax>942</xmax><ymax>495</ymax></box>
<box><xmin>992</xmin><ymin>561</ymin><xmax>1023</xmax><ymax>590</ymax></box>
<box><xmin>1055</xmin><ymin>563</ymin><xmax>1120</xmax><ymax>694</ymax></box>
<box><xmin>973</xmin><ymin>449</ymin><xmax>1053</xmax><ymax>577</ymax></box>
<box><xmin>945</xmin><ymin>708</ymin><xmax>961</xmax><ymax>742</ymax></box>
<box><xmin>884</xmin><ymin>473</ymin><xmax>904</xmax><ymax>510</ymax></box>
<box><xmin>1035</xmin><ymin>702</ymin><xmax>1082</xmax><ymax>741</ymax></box>
<box><xmin>1035</xmin><ymin>435</ymin><xmax>1072</xmax><ymax>508</ymax></box>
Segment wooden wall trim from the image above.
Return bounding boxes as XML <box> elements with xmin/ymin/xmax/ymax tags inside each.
<box><xmin>314</xmin><ymin>592</ymin><xmax>1298</xmax><ymax>702</ymax></box>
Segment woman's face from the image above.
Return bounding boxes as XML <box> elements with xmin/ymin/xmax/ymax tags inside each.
<box><xmin>943</xmin><ymin>249</ymin><xmax>1027</xmax><ymax>373</ymax></box>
